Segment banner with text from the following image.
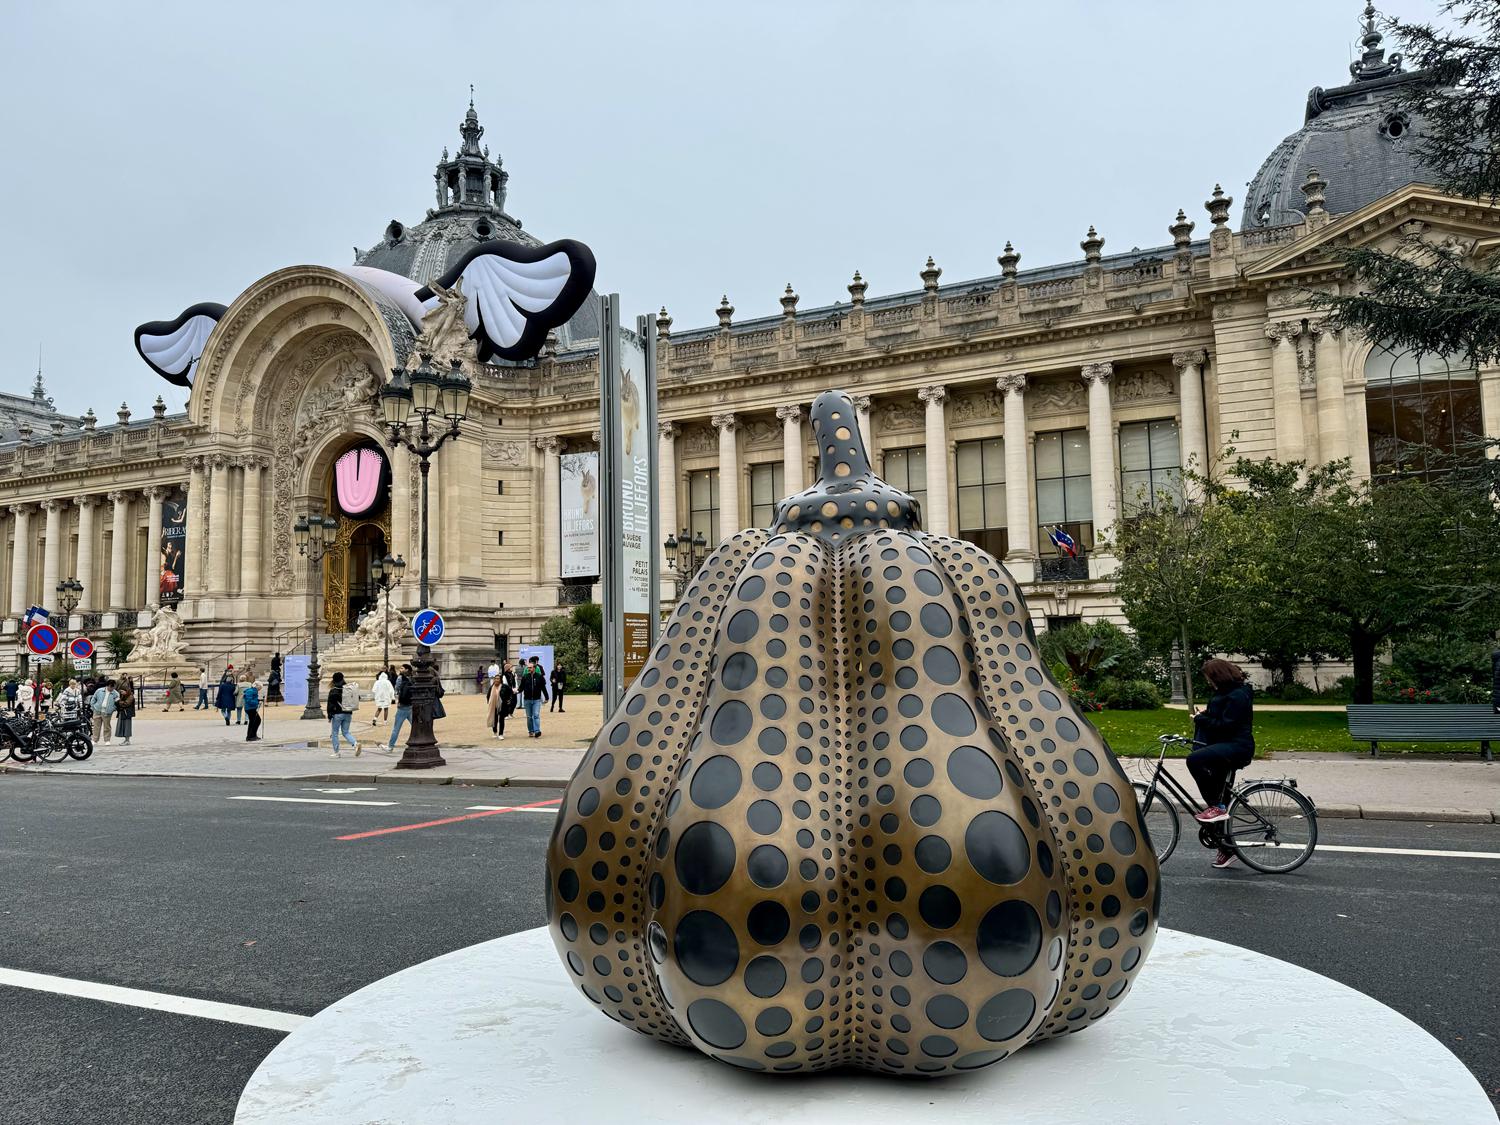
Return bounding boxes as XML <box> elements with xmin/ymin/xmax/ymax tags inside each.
<box><xmin>160</xmin><ymin>487</ymin><xmax>187</xmax><ymax>604</ymax></box>
<box><xmin>560</xmin><ymin>450</ymin><xmax>600</xmax><ymax>579</ymax></box>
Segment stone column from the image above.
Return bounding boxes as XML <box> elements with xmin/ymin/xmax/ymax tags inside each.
<box><xmin>108</xmin><ymin>491</ymin><xmax>131</xmax><ymax>611</ymax></box>
<box><xmin>41</xmin><ymin>500</ymin><xmax>65</xmax><ymax>606</ymax></box>
<box><xmin>240</xmin><ymin>458</ymin><xmax>264</xmax><ymax>596</ymax></box>
<box><xmin>1081</xmin><ymin>363</ymin><xmax>1118</xmax><ymax>545</ymax></box>
<box><xmin>207</xmin><ymin>455</ymin><xmax>231</xmax><ymax>595</ymax></box>
<box><xmin>1173</xmin><ymin>350</ymin><xmax>1210</xmax><ymax>481</ymax></box>
<box><xmin>1480</xmin><ymin>366</ymin><xmax>1500</xmax><ymax>460</ymax></box>
<box><xmin>537</xmin><ymin>435</ymin><xmax>563</xmax><ymax>583</ymax></box>
<box><xmin>852</xmin><ymin>395</ymin><xmax>874</xmax><ymax>458</ymax></box>
<box><xmin>74</xmin><ymin>497</ymin><xmax>99</xmax><ymax>612</ymax></box>
<box><xmin>183</xmin><ymin>459</ymin><xmax>204</xmax><ymax>600</ymax></box>
<box><xmin>1345</xmin><ymin>382</ymin><xmax>1372</xmax><ymax>483</ymax></box>
<box><xmin>918</xmin><ymin>386</ymin><xmax>950</xmax><ymax>536</ymax></box>
<box><xmin>9</xmin><ymin>505</ymin><xmax>33</xmax><ymax>614</ymax></box>
<box><xmin>997</xmin><ymin>374</ymin><xmax>1032</xmax><ymax>560</ymax></box>
<box><xmin>1312</xmin><ymin>323</ymin><xmax>1348</xmax><ymax>465</ymax></box>
<box><xmin>658</xmin><ymin>420</ymin><xmax>679</xmax><ymax>565</ymax></box>
<box><xmin>1267</xmin><ymin>323</ymin><xmax>1306</xmax><ymax>465</ymax></box>
<box><xmin>143</xmin><ymin>487</ymin><xmax>165</xmax><ymax>608</ymax></box>
<box><xmin>776</xmin><ymin>404</ymin><xmax>805</xmax><ymax>495</ymax></box>
<box><xmin>712</xmin><ymin>413</ymin><xmax>740</xmax><ymax>539</ymax></box>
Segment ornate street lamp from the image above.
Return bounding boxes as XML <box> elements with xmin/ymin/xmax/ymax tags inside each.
<box><xmin>52</xmin><ymin>577</ymin><xmax>83</xmax><ymax>694</ymax></box>
<box><xmin>379</xmin><ymin>352</ymin><xmax>469</xmax><ymax>770</ymax></box>
<box><xmin>663</xmin><ymin>527</ymin><xmax>708</xmax><ymax>601</ymax></box>
<box><xmin>295</xmin><ymin>511</ymin><xmax>338</xmax><ymax>719</ymax></box>
<box><xmin>371</xmin><ymin>551</ymin><xmax>407</xmax><ymax>674</ymax></box>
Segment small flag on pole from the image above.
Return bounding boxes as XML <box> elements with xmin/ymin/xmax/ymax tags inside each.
<box><xmin>1048</xmin><ymin>526</ymin><xmax>1079</xmax><ymax>558</ymax></box>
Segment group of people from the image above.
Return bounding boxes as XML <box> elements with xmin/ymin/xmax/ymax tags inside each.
<box><xmin>480</xmin><ymin>656</ymin><xmax>555</xmax><ymax>739</ymax></box>
<box><xmin>3</xmin><ymin>674</ymin><xmax>138</xmax><ymax>745</ymax></box>
<box><xmin>323</xmin><ymin>663</ymin><xmax>431</xmax><ymax>758</ymax></box>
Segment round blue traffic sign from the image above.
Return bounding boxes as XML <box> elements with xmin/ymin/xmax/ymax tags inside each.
<box><xmin>69</xmin><ymin>636</ymin><xmax>95</xmax><ymax>660</ymax></box>
<box><xmin>26</xmin><ymin>623</ymin><xmax>58</xmax><ymax>656</ymax></box>
<box><xmin>412</xmin><ymin>607</ymin><xmax>445</xmax><ymax>647</ymax></box>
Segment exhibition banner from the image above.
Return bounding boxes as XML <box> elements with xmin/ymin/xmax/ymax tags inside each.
<box><xmin>160</xmin><ymin>487</ymin><xmax>187</xmax><ymax>603</ymax></box>
<box><xmin>281</xmin><ymin>654</ymin><xmax>310</xmax><ymax>707</ymax></box>
<box><xmin>560</xmin><ymin>450</ymin><xmax>600</xmax><ymax>579</ymax></box>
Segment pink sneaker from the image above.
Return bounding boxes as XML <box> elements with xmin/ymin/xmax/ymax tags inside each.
<box><xmin>1194</xmin><ymin>805</ymin><xmax>1229</xmax><ymax>824</ymax></box>
<box><xmin>1212</xmin><ymin>848</ymin><xmax>1239</xmax><ymax>869</ymax></box>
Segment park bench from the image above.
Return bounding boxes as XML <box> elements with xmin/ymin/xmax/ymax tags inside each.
<box><xmin>1345</xmin><ymin>704</ymin><xmax>1499</xmax><ymax>762</ymax></box>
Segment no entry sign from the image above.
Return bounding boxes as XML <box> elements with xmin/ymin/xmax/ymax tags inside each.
<box><xmin>69</xmin><ymin>636</ymin><xmax>95</xmax><ymax>661</ymax></box>
<box><xmin>412</xmin><ymin>608</ymin><xmax>446</xmax><ymax>647</ymax></box>
<box><xmin>26</xmin><ymin>623</ymin><xmax>59</xmax><ymax>656</ymax></box>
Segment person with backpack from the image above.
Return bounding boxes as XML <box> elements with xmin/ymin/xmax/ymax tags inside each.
<box><xmin>326</xmin><ymin>671</ymin><xmax>358</xmax><ymax>758</ymax></box>
<box><xmin>518</xmin><ymin>656</ymin><xmax>549</xmax><ymax>739</ymax></box>
<box><xmin>386</xmin><ymin>664</ymin><xmax>414</xmax><ymax>752</ymax></box>
<box><xmin>243</xmin><ymin>679</ymin><xmax>263</xmax><ymax>741</ymax></box>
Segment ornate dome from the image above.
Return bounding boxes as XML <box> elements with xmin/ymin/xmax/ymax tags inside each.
<box><xmin>354</xmin><ymin>99</ymin><xmax>600</xmax><ymax>350</ymax></box>
<box><xmin>1242</xmin><ymin>5</ymin><xmax>1438</xmax><ymax>230</ymax></box>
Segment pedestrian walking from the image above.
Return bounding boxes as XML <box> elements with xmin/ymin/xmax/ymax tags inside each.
<box><xmin>475</xmin><ymin>664</ymin><xmax>485</xmax><ymax>694</ymax></box>
<box><xmin>115</xmin><ymin>676</ymin><xmax>136</xmax><ymax>745</ymax></box>
<box><xmin>486</xmin><ymin>658</ymin><xmax>500</xmax><ymax>695</ymax></box>
<box><xmin>345</xmin><ymin>678</ymin><xmax>364</xmax><ymax>739</ymax></box>
<box><xmin>195</xmin><ymin>666</ymin><xmax>210</xmax><ymax>710</ymax></box>
<box><xmin>487</xmin><ymin>661</ymin><xmax>516</xmax><ymax>739</ymax></box>
<box><xmin>215</xmin><ymin>668</ymin><xmax>236</xmax><ymax>725</ymax></box>
<box><xmin>89</xmin><ymin>679</ymin><xmax>117</xmax><ymax>745</ymax></box>
<box><xmin>326</xmin><ymin>671</ymin><xmax>358</xmax><ymax>758</ymax></box>
<box><xmin>3</xmin><ymin>678</ymin><xmax>16</xmax><ymax>709</ymax></box>
<box><xmin>549</xmin><ymin>662</ymin><xmax>567</xmax><ymax>713</ymax></box>
<box><xmin>372</xmin><ymin>671</ymin><xmax>394</xmax><ymax>724</ymax></box>
<box><xmin>386</xmin><ymin>663</ymin><xmax>413</xmax><ymax>752</ymax></box>
<box><xmin>164</xmin><ymin>671</ymin><xmax>186</xmax><ymax>711</ymax></box>
<box><xmin>244</xmin><ymin>678</ymin><xmax>263</xmax><ymax>741</ymax></box>
<box><xmin>519</xmin><ymin>655</ymin><xmax>548</xmax><ymax>739</ymax></box>
<box><xmin>234</xmin><ymin>675</ymin><xmax>250</xmax><ymax>724</ymax></box>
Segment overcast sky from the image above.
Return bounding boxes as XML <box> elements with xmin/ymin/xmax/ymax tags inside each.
<box><xmin>2</xmin><ymin>0</ymin><xmax>1438</xmax><ymax>418</ymax></box>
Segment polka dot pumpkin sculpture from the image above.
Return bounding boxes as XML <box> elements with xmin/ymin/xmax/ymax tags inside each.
<box><xmin>546</xmin><ymin>389</ymin><xmax>1159</xmax><ymax>1076</ymax></box>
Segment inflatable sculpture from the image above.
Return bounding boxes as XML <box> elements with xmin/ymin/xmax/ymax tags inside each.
<box><xmin>546</xmin><ymin>389</ymin><xmax>1159</xmax><ymax>1076</ymax></box>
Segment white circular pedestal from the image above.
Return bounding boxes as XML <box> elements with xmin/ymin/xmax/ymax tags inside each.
<box><xmin>236</xmin><ymin>926</ymin><xmax>1495</xmax><ymax>1125</ymax></box>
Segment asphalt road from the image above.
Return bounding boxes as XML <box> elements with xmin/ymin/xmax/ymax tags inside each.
<box><xmin>1</xmin><ymin>774</ymin><xmax>1496</xmax><ymax>1124</ymax></box>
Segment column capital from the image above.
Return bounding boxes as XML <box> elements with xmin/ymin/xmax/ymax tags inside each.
<box><xmin>41</xmin><ymin>498</ymin><xmax>67</xmax><ymax>513</ymax></box>
<box><xmin>8</xmin><ymin>503</ymin><xmax>35</xmax><ymax>518</ymax></box>
<box><xmin>657</xmin><ymin>418</ymin><xmax>680</xmax><ymax>439</ymax></box>
<box><xmin>775</xmin><ymin>404</ymin><xmax>804</xmax><ymax>424</ymax></box>
<box><xmin>209</xmin><ymin>453</ymin><xmax>229</xmax><ymax>471</ymax></box>
<box><xmin>917</xmin><ymin>384</ymin><xmax>947</xmax><ymax>406</ymax></box>
<box><xmin>535</xmin><ymin>434</ymin><xmax>564</xmax><ymax>455</ymax></box>
<box><xmin>106</xmin><ymin>490</ymin><xmax>131</xmax><ymax>505</ymax></box>
<box><xmin>183</xmin><ymin>454</ymin><xmax>207</xmax><ymax>472</ymax></box>
<box><xmin>996</xmin><ymin>373</ymin><xmax>1028</xmax><ymax>396</ymax></box>
<box><xmin>143</xmin><ymin>486</ymin><xmax>168</xmax><ymax>502</ymax></box>
<box><xmin>711</xmin><ymin>412</ymin><xmax>737</xmax><ymax>432</ymax></box>
<box><xmin>590</xmin><ymin>428</ymin><xmax>601</xmax><ymax>445</ymax></box>
<box><xmin>850</xmin><ymin>394</ymin><xmax>872</xmax><ymax>411</ymax></box>
<box><xmin>1309</xmin><ymin>318</ymin><xmax>1342</xmax><ymax>340</ymax></box>
<box><xmin>1266</xmin><ymin>320</ymin><xmax>1300</xmax><ymax>344</ymax></box>
<box><xmin>1080</xmin><ymin>362</ymin><xmax>1114</xmax><ymax>386</ymax></box>
<box><xmin>73</xmin><ymin>494</ymin><xmax>103</xmax><ymax>509</ymax></box>
<box><xmin>1171</xmin><ymin>349</ymin><xmax>1207</xmax><ymax>370</ymax></box>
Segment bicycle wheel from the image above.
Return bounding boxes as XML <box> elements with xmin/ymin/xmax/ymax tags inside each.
<box><xmin>1131</xmin><ymin>782</ymin><xmax>1180</xmax><ymax>864</ymax></box>
<box><xmin>36</xmin><ymin>734</ymin><xmax>70</xmax><ymax>764</ymax></box>
<box><xmin>1226</xmin><ymin>782</ymin><xmax>1318</xmax><ymax>874</ymax></box>
<box><xmin>67</xmin><ymin>734</ymin><xmax>94</xmax><ymax>761</ymax></box>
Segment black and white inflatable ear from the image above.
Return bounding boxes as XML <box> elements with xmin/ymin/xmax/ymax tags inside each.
<box><xmin>134</xmin><ymin>302</ymin><xmax>228</xmax><ymax>388</ymax></box>
<box><xmin>414</xmin><ymin>239</ymin><xmax>596</xmax><ymax>363</ymax></box>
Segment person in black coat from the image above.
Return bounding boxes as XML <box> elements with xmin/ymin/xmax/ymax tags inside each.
<box><xmin>1188</xmin><ymin>659</ymin><xmax>1256</xmax><ymax>869</ymax></box>
<box><xmin>549</xmin><ymin>662</ymin><xmax>567</xmax><ymax>712</ymax></box>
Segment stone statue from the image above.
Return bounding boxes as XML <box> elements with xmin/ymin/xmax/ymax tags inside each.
<box><xmin>329</xmin><ymin>589</ymin><xmax>408</xmax><ymax>657</ymax></box>
<box><xmin>130</xmin><ymin>605</ymin><xmax>186</xmax><ymax>661</ymax></box>
<box><xmin>413</xmin><ymin>278</ymin><xmax>475</xmax><ymax>368</ymax></box>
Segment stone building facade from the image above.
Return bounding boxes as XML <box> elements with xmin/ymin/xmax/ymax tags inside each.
<box><xmin>1</xmin><ymin>16</ymin><xmax>1497</xmax><ymax>681</ymax></box>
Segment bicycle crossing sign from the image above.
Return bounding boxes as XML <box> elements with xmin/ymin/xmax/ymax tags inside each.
<box><xmin>25</xmin><ymin>623</ymin><xmax>59</xmax><ymax>656</ymax></box>
<box><xmin>412</xmin><ymin>607</ymin><xmax>446</xmax><ymax>647</ymax></box>
<box><xmin>69</xmin><ymin>636</ymin><xmax>95</xmax><ymax>661</ymax></box>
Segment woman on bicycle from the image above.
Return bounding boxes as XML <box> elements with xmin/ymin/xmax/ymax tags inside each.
<box><xmin>1188</xmin><ymin>659</ymin><xmax>1255</xmax><ymax>869</ymax></box>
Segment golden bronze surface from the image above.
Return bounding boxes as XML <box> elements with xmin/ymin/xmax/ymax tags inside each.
<box><xmin>545</xmin><ymin>389</ymin><xmax>1159</xmax><ymax>1076</ymax></box>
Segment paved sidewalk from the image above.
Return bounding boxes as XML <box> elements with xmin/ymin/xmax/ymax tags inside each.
<box><xmin>4</xmin><ymin>716</ymin><xmax>1497</xmax><ymax>822</ymax></box>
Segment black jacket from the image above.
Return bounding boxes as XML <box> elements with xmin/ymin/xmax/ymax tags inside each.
<box><xmin>550</xmin><ymin>667</ymin><xmax>566</xmax><ymax>692</ymax></box>
<box><xmin>326</xmin><ymin>685</ymin><xmax>345</xmax><ymax>716</ymax></box>
<box><xmin>1194</xmin><ymin>683</ymin><xmax>1255</xmax><ymax>751</ymax></box>
<box><xmin>519</xmin><ymin>668</ymin><xmax>549</xmax><ymax>701</ymax></box>
<box><xmin>396</xmin><ymin>676</ymin><xmax>413</xmax><ymax>707</ymax></box>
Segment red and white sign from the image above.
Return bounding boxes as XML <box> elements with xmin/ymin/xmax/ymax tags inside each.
<box><xmin>69</xmin><ymin>636</ymin><xmax>95</xmax><ymax>660</ymax></box>
<box><xmin>26</xmin><ymin>623</ymin><xmax>59</xmax><ymax>656</ymax></box>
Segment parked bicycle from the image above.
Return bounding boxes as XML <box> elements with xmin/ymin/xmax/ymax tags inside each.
<box><xmin>1</xmin><ymin>709</ymin><xmax>93</xmax><ymax>763</ymax></box>
<box><xmin>1132</xmin><ymin>734</ymin><xmax>1318</xmax><ymax>873</ymax></box>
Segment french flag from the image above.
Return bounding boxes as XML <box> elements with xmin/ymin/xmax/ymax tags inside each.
<box><xmin>1049</xmin><ymin>526</ymin><xmax>1079</xmax><ymax>558</ymax></box>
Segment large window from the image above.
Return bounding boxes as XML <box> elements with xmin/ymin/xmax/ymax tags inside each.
<box><xmin>1035</xmin><ymin>428</ymin><xmax>1093</xmax><ymax>555</ymax></box>
<box><xmin>750</xmin><ymin>462</ymin><xmax>785</xmax><ymax>527</ymax></box>
<box><xmin>884</xmin><ymin>447</ymin><xmax>928</xmax><ymax>514</ymax></box>
<box><xmin>689</xmin><ymin>469</ymin><xmax>720</xmax><ymax>546</ymax></box>
<box><xmin>1365</xmin><ymin>344</ymin><xmax>1483</xmax><ymax>481</ymax></box>
<box><xmin>956</xmin><ymin>437</ymin><xmax>1008</xmax><ymax>557</ymax></box>
<box><xmin>1119</xmin><ymin>419</ymin><xmax>1182</xmax><ymax>513</ymax></box>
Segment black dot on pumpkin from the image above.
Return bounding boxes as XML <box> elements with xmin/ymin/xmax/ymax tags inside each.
<box><xmin>647</xmin><ymin>921</ymin><xmax>667</xmax><ymax>963</ymax></box>
<box><xmin>923</xmin><ymin>941</ymin><xmax>968</xmax><ymax>985</ymax></box>
<box><xmin>915</xmin><ymin>835</ymin><xmax>952</xmax><ymax>874</ymax></box>
<box><xmin>687</xmin><ymin>999</ymin><xmax>746</xmax><ymax>1050</ymax></box>
<box><xmin>1094</xmin><ymin>781</ymin><xmax>1121</xmax><ymax>813</ymax></box>
<box><xmin>557</xmin><ymin>869</ymin><xmax>579</xmax><ymax>902</ymax></box>
<box><xmin>563</xmin><ymin>824</ymin><xmax>587</xmax><ymax>858</ymax></box>
<box><xmin>675</xmin><ymin>821</ymin><xmax>737</xmax><ymax>895</ymax></box>
<box><xmin>726</xmin><ymin>610</ymin><xmax>760</xmax><ymax>644</ymax></box>
<box><xmin>919</xmin><ymin>602</ymin><xmax>952</xmax><ymax>636</ymax></box>
<box><xmin>921</xmin><ymin>1034</ymin><xmax>958</xmax><ymax>1058</ymax></box>
<box><xmin>747</xmin><ymin>799</ymin><xmax>781</xmax><ymax>835</ymax></box>
<box><xmin>947</xmin><ymin>745</ymin><xmax>1002</xmax><ymax>799</ymax></box>
<box><xmin>926</xmin><ymin>994</ymin><xmax>969</xmax><ymax>1029</ymax></box>
<box><xmin>1046</xmin><ymin>890</ymin><xmax>1062</xmax><ymax>927</ymax></box>
<box><xmin>721</xmin><ymin>652</ymin><xmax>759</xmax><ymax>691</ymax></box>
<box><xmin>955</xmin><ymin>1050</ymin><xmax>1007</xmax><ymax>1070</ymax></box>
<box><xmin>1122</xmin><ymin>945</ymin><xmax>1142</xmax><ymax>972</ymax></box>
<box><xmin>914</xmin><ymin>569</ymin><xmax>943</xmax><ymax>596</ymax></box>
<box><xmin>577</xmin><ymin>787</ymin><xmax>600</xmax><ymax>815</ymax></box>
<box><xmin>911</xmin><ymin>795</ymin><xmax>942</xmax><ymax>826</ymax></box>
<box><xmin>1099</xmin><ymin>926</ymin><xmax>1120</xmax><ymax>949</ymax></box>
<box><xmin>648</xmin><ymin>872</ymin><xmax>665</xmax><ymax>908</ymax></box>
<box><xmin>918</xmin><ymin>884</ymin><xmax>961</xmax><ymax>928</ymax></box>
<box><xmin>903</xmin><ymin>758</ymin><xmax>934</xmax><ymax>787</ymax></box>
<box><xmin>922</xmin><ymin>646</ymin><xmax>962</xmax><ymax>684</ymax></box>
<box><xmin>1110</xmin><ymin>821</ymin><xmax>1138</xmax><ymax>856</ymax></box>
<box><xmin>1072</xmin><ymin>747</ymin><xmax>1098</xmax><ymax>775</ymax></box>
<box><xmin>709</xmin><ymin>700</ymin><xmax>753</xmax><ymax>746</ymax></box>
<box><xmin>674</xmin><ymin>910</ymin><xmax>739</xmax><ymax>986</ymax></box>
<box><xmin>977</xmin><ymin>989</ymin><xmax>1035</xmax><ymax>1042</ymax></box>
<box><xmin>933</xmin><ymin>693</ymin><xmax>976</xmax><ymax>736</ymax></box>
<box><xmin>745</xmin><ymin>956</ymin><xmax>787</xmax><ymax>998</ymax></box>
<box><xmin>889</xmin><ymin>950</ymin><xmax>913</xmax><ymax>976</ymax></box>
<box><xmin>559</xmin><ymin>912</ymin><xmax>578</xmax><ymax>941</ymax></box>
<box><xmin>690</xmin><ymin>755</ymin><xmax>742</xmax><ymax>808</ymax></box>
<box><xmin>758</xmin><ymin>727</ymin><xmax>786</xmax><ymax>755</ymax></box>
<box><xmin>755</xmin><ymin>1005</ymin><xmax>792</xmax><ymax>1035</ymax></box>
<box><xmin>977</xmin><ymin>899</ymin><xmax>1042</xmax><ymax>977</ymax></box>
<box><xmin>1125</xmin><ymin>864</ymin><xmax>1149</xmax><ymax>898</ymax></box>
<box><xmin>1056</xmin><ymin>717</ymin><xmax>1080</xmax><ymax>741</ymax></box>
<box><xmin>965</xmin><ymin>811</ymin><xmax>1031</xmax><ymax>885</ymax></box>
<box><xmin>1037</xmin><ymin>841</ymin><xmax>1055</xmax><ymax>877</ymax></box>
<box><xmin>748</xmin><ymin>844</ymin><xmax>789</xmax><ymax>889</ymax></box>
<box><xmin>1129</xmin><ymin>908</ymin><xmax>1150</xmax><ymax>936</ymax></box>
<box><xmin>887</xmin><ymin>913</ymin><xmax>910</xmax><ymax>939</ymax></box>
<box><xmin>760</xmin><ymin>696</ymin><xmax>787</xmax><ymax>720</ymax></box>
<box><xmin>752</xmin><ymin>762</ymin><xmax>782</xmax><ymax>791</ymax></box>
<box><xmin>738</xmin><ymin>575</ymin><xmax>766</xmax><ymax>601</ymax></box>
<box><xmin>748</xmin><ymin>900</ymin><xmax>791</xmax><ymax>945</ymax></box>
<box><xmin>566</xmin><ymin>951</ymin><xmax>585</xmax><ymax>976</ymax></box>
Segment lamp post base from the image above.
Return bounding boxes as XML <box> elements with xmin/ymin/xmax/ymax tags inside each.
<box><xmin>397</xmin><ymin>644</ymin><xmax>445</xmax><ymax>770</ymax></box>
<box><xmin>301</xmin><ymin>659</ymin><xmax>325</xmax><ymax>720</ymax></box>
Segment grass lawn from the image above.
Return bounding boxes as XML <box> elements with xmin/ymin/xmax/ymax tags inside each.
<box><xmin>1088</xmin><ymin>707</ymin><xmax>1479</xmax><ymax>757</ymax></box>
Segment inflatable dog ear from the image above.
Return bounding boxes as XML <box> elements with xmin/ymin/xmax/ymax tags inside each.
<box><xmin>134</xmin><ymin>303</ymin><xmax>227</xmax><ymax>388</ymax></box>
<box><xmin>414</xmin><ymin>238</ymin><xmax>596</xmax><ymax>363</ymax></box>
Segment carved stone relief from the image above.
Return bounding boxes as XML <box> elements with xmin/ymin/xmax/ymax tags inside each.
<box><xmin>1028</xmin><ymin>377</ymin><xmax>1087</xmax><ymax>415</ymax></box>
<box><xmin>1111</xmin><ymin>369</ymin><xmax>1176</xmax><ymax>403</ymax></box>
<box><xmin>876</xmin><ymin>400</ymin><xmax>922</xmax><ymax>432</ymax></box>
<box><xmin>483</xmin><ymin>440</ymin><xmax>527</xmax><ymax>467</ymax></box>
<box><xmin>950</xmin><ymin>389</ymin><xmax>1000</xmax><ymax>424</ymax></box>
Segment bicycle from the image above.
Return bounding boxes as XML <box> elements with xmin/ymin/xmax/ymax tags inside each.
<box><xmin>1131</xmin><ymin>734</ymin><xmax>1318</xmax><ymax>874</ymax></box>
<box><xmin>1</xmin><ymin>710</ymin><xmax>92</xmax><ymax>763</ymax></box>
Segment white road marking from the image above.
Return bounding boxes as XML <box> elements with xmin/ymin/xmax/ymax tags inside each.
<box><xmin>0</xmin><ymin>967</ymin><xmax>307</xmax><ymax>1032</ymax></box>
<box><xmin>466</xmin><ymin>805</ymin><xmax>559</xmax><ymax>814</ymax></box>
<box><xmin>1312</xmin><ymin>843</ymin><xmax>1500</xmax><ymax>861</ymax></box>
<box><xmin>303</xmin><ymin>787</ymin><xmax>378</xmax><ymax>794</ymax></box>
<box><xmin>229</xmin><ymin>796</ymin><xmax>396</xmax><ymax>807</ymax></box>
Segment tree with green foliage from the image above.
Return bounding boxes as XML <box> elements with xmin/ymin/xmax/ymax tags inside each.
<box><xmin>105</xmin><ymin>627</ymin><xmax>134</xmax><ymax>668</ymax></box>
<box><xmin>537</xmin><ymin>615</ymin><xmax>588</xmax><ymax>683</ymax></box>
<box><xmin>571</xmin><ymin>602</ymin><xmax>603</xmax><ymax>675</ymax></box>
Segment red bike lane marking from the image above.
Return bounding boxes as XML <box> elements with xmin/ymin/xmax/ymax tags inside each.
<box><xmin>335</xmin><ymin>796</ymin><xmax>561</xmax><ymax>841</ymax></box>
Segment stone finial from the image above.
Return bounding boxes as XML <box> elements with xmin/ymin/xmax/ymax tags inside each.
<box><xmin>780</xmin><ymin>284</ymin><xmax>799</xmax><ymax>318</ymax></box>
<box><xmin>17</xmin><ymin>421</ymin><xmax>31</xmax><ymax>444</ymax></box>
<box><xmin>657</xmin><ymin>306</ymin><xmax>672</xmax><ymax>339</ymax></box>
<box><xmin>152</xmin><ymin>395</ymin><xmax>167</xmax><ymax>420</ymax></box>
<box><xmin>1205</xmin><ymin>184</ymin><xmax>1233</xmax><ymax>229</ymax></box>
<box><xmin>117</xmin><ymin>402</ymin><xmax>131</xmax><ymax>426</ymax></box>
<box><xmin>1081</xmin><ymin>226</ymin><xmax>1104</xmax><ymax>263</ymax></box>
<box><xmin>81</xmin><ymin>408</ymin><xmax>97</xmax><ymax>432</ymax></box>
<box><xmin>847</xmin><ymin>270</ymin><xmax>867</xmax><ymax>307</ymax></box>
<box><xmin>717</xmin><ymin>295</ymin><xmax>734</xmax><ymax>330</ymax></box>
<box><xmin>998</xmin><ymin>241</ymin><xmax>1020</xmax><ymax>279</ymax></box>
<box><xmin>920</xmin><ymin>257</ymin><xmax>942</xmax><ymax>294</ymax></box>
<box><xmin>50</xmin><ymin>418</ymin><xmax>65</xmax><ymax>438</ymax></box>
<box><xmin>1301</xmin><ymin>168</ymin><xmax>1329</xmax><ymax>217</ymax></box>
<box><xmin>1170</xmin><ymin>209</ymin><xmax>1195</xmax><ymax>249</ymax></box>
